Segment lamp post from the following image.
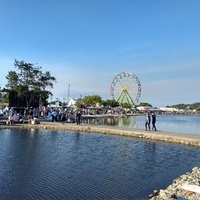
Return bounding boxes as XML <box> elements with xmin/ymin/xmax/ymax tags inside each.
<box><xmin>0</xmin><ymin>85</ymin><xmax>5</xmax><ymax>115</ymax></box>
<box><xmin>0</xmin><ymin>85</ymin><xmax>4</xmax><ymax>108</ymax></box>
<box><xmin>0</xmin><ymin>85</ymin><xmax>2</xmax><ymax>110</ymax></box>
<box><xmin>62</xmin><ymin>98</ymin><xmax>66</xmax><ymax>110</ymax></box>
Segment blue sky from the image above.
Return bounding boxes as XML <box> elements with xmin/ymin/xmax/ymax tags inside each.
<box><xmin>0</xmin><ymin>0</ymin><xmax>200</xmax><ymax>107</ymax></box>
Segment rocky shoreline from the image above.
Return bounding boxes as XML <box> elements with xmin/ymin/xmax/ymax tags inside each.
<box><xmin>149</xmin><ymin>167</ymin><xmax>200</xmax><ymax>200</ymax></box>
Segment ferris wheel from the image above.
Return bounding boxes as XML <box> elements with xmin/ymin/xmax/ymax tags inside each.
<box><xmin>110</xmin><ymin>72</ymin><xmax>141</xmax><ymax>106</ymax></box>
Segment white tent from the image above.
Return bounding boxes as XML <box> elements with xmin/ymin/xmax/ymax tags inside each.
<box><xmin>67</xmin><ymin>98</ymin><xmax>77</xmax><ymax>107</ymax></box>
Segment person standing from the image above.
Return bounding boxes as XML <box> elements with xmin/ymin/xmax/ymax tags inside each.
<box><xmin>76</xmin><ymin>111</ymin><xmax>82</xmax><ymax>125</ymax></box>
<box><xmin>145</xmin><ymin>112</ymin><xmax>151</xmax><ymax>130</ymax></box>
<box><xmin>51</xmin><ymin>109</ymin><xmax>57</xmax><ymax>122</ymax></box>
<box><xmin>152</xmin><ymin>112</ymin><xmax>157</xmax><ymax>131</ymax></box>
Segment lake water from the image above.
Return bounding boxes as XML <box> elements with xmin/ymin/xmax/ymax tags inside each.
<box><xmin>82</xmin><ymin>114</ymin><xmax>200</xmax><ymax>135</ymax></box>
<box><xmin>1</xmin><ymin>128</ymin><xmax>200</xmax><ymax>200</ymax></box>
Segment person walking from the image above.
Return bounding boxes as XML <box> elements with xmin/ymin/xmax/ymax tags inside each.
<box><xmin>145</xmin><ymin>112</ymin><xmax>151</xmax><ymax>130</ymax></box>
<box><xmin>152</xmin><ymin>112</ymin><xmax>157</xmax><ymax>131</ymax></box>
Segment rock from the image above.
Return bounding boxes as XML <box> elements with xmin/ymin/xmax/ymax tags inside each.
<box><xmin>153</xmin><ymin>190</ymin><xmax>159</xmax><ymax>195</ymax></box>
<box><xmin>192</xmin><ymin>166</ymin><xmax>199</xmax><ymax>172</ymax></box>
<box><xmin>148</xmin><ymin>193</ymin><xmax>154</xmax><ymax>198</ymax></box>
<box><xmin>149</xmin><ymin>167</ymin><xmax>200</xmax><ymax>199</ymax></box>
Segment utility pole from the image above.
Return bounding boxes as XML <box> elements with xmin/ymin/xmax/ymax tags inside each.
<box><xmin>0</xmin><ymin>84</ymin><xmax>1</xmax><ymax>110</ymax></box>
<box><xmin>68</xmin><ymin>84</ymin><xmax>70</xmax><ymax>103</ymax></box>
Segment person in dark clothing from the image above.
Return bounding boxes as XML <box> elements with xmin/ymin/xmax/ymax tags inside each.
<box><xmin>145</xmin><ymin>112</ymin><xmax>151</xmax><ymax>130</ymax></box>
<box><xmin>61</xmin><ymin>112</ymin><xmax>66</xmax><ymax>122</ymax></box>
<box><xmin>152</xmin><ymin>112</ymin><xmax>157</xmax><ymax>131</ymax></box>
<box><xmin>51</xmin><ymin>110</ymin><xmax>57</xmax><ymax>122</ymax></box>
<box><xmin>76</xmin><ymin>111</ymin><xmax>82</xmax><ymax>125</ymax></box>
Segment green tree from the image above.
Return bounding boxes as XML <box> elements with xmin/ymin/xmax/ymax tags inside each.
<box><xmin>102</xmin><ymin>99</ymin><xmax>119</xmax><ymax>108</ymax></box>
<box><xmin>121</xmin><ymin>102</ymin><xmax>132</xmax><ymax>109</ymax></box>
<box><xmin>196</xmin><ymin>105</ymin><xmax>200</xmax><ymax>111</ymax></box>
<box><xmin>139</xmin><ymin>102</ymin><xmax>152</xmax><ymax>107</ymax></box>
<box><xmin>75</xmin><ymin>98</ymin><xmax>86</xmax><ymax>109</ymax></box>
<box><xmin>6</xmin><ymin>59</ymin><xmax>56</xmax><ymax>109</ymax></box>
<box><xmin>0</xmin><ymin>88</ymin><xmax>9</xmax><ymax>105</ymax></box>
<box><xmin>80</xmin><ymin>95</ymin><xmax>102</xmax><ymax>107</ymax></box>
<box><xmin>170</xmin><ymin>102</ymin><xmax>200</xmax><ymax>112</ymax></box>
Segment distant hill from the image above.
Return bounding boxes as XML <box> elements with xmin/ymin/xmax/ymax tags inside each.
<box><xmin>169</xmin><ymin>102</ymin><xmax>200</xmax><ymax>111</ymax></box>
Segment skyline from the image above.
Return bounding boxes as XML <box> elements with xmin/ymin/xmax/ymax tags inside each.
<box><xmin>0</xmin><ymin>0</ymin><xmax>200</xmax><ymax>107</ymax></box>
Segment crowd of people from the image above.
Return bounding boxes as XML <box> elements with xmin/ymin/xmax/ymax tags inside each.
<box><xmin>1</xmin><ymin>106</ymin><xmax>128</xmax><ymax>125</ymax></box>
<box><xmin>1</xmin><ymin>106</ymin><xmax>158</xmax><ymax>129</ymax></box>
<box><xmin>1</xmin><ymin>106</ymin><xmax>83</xmax><ymax>125</ymax></box>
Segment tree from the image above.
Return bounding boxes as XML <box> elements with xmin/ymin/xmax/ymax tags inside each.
<box><xmin>0</xmin><ymin>87</ymin><xmax>9</xmax><ymax>105</ymax></box>
<box><xmin>170</xmin><ymin>102</ymin><xmax>200</xmax><ymax>111</ymax></box>
<box><xmin>75</xmin><ymin>98</ymin><xmax>86</xmax><ymax>109</ymax></box>
<box><xmin>139</xmin><ymin>102</ymin><xmax>152</xmax><ymax>107</ymax></box>
<box><xmin>121</xmin><ymin>102</ymin><xmax>132</xmax><ymax>109</ymax></box>
<box><xmin>79</xmin><ymin>95</ymin><xmax>102</xmax><ymax>107</ymax></box>
<box><xmin>102</xmin><ymin>99</ymin><xmax>119</xmax><ymax>108</ymax></box>
<box><xmin>6</xmin><ymin>59</ymin><xmax>56</xmax><ymax>109</ymax></box>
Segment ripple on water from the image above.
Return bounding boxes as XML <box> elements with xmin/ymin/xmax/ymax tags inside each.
<box><xmin>1</xmin><ymin>129</ymin><xmax>200</xmax><ymax>200</ymax></box>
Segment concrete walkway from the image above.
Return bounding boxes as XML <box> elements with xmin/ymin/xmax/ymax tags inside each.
<box><xmin>1</xmin><ymin>121</ymin><xmax>200</xmax><ymax>147</ymax></box>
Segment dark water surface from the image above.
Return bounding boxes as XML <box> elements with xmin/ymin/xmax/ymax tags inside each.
<box><xmin>1</xmin><ymin>128</ymin><xmax>200</xmax><ymax>200</ymax></box>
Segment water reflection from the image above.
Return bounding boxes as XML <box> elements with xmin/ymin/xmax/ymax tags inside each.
<box><xmin>82</xmin><ymin>116</ymin><xmax>138</xmax><ymax>128</ymax></box>
<box><xmin>82</xmin><ymin>114</ymin><xmax>200</xmax><ymax>135</ymax></box>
